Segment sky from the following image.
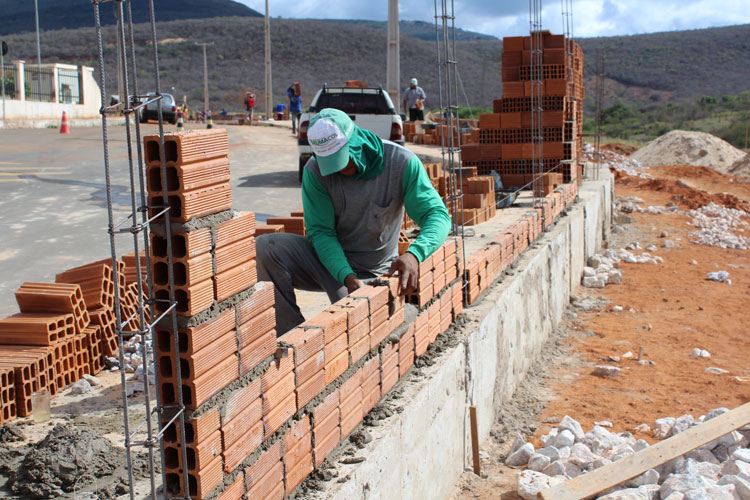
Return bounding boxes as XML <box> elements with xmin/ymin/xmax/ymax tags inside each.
<box><xmin>236</xmin><ymin>0</ymin><xmax>750</xmax><ymax>38</ymax></box>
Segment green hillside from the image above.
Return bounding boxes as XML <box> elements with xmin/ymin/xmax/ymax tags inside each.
<box><xmin>0</xmin><ymin>0</ymin><xmax>261</xmax><ymax>36</ymax></box>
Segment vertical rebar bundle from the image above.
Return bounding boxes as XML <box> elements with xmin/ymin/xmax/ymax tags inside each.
<box><xmin>91</xmin><ymin>0</ymin><xmax>188</xmax><ymax>498</ymax></box>
<box><xmin>433</xmin><ymin>0</ymin><xmax>467</xmax><ymax>299</ymax></box>
<box><xmin>529</xmin><ymin>0</ymin><xmax>544</xmax><ymax>202</ymax></box>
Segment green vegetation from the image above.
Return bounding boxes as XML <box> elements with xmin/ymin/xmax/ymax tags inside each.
<box><xmin>582</xmin><ymin>91</ymin><xmax>750</xmax><ymax>149</ymax></box>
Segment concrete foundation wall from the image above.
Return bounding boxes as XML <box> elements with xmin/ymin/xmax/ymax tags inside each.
<box><xmin>322</xmin><ymin>167</ymin><xmax>613</xmax><ymax>500</ymax></box>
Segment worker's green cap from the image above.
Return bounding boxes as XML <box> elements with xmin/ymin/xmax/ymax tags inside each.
<box><xmin>308</xmin><ymin>108</ymin><xmax>357</xmax><ymax>176</ymax></box>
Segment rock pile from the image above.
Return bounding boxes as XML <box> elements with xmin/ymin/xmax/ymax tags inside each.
<box><xmin>511</xmin><ymin>410</ymin><xmax>750</xmax><ymax>500</ymax></box>
<box><xmin>103</xmin><ymin>332</ymin><xmax>154</xmax><ymax>396</ymax></box>
<box><xmin>584</xmin><ymin>143</ymin><xmax>653</xmax><ymax>179</ymax></box>
<box><xmin>688</xmin><ymin>202</ymin><xmax>750</xmax><ymax>250</ymax></box>
<box><xmin>630</xmin><ymin>130</ymin><xmax>746</xmax><ymax>174</ymax></box>
<box><xmin>581</xmin><ymin>248</ymin><xmax>662</xmax><ymax>289</ymax></box>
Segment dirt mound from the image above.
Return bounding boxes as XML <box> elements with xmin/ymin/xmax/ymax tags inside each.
<box><xmin>729</xmin><ymin>152</ymin><xmax>750</xmax><ymax>177</ymax></box>
<box><xmin>618</xmin><ymin>174</ymin><xmax>750</xmax><ymax>212</ymax></box>
<box><xmin>11</xmin><ymin>423</ymin><xmax>126</xmax><ymax>499</ymax></box>
<box><xmin>630</xmin><ymin>130</ymin><xmax>746</xmax><ymax>173</ymax></box>
<box><xmin>601</xmin><ymin>142</ymin><xmax>638</xmax><ymax>156</ymax></box>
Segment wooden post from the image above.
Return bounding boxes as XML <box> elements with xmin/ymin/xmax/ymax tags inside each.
<box><xmin>469</xmin><ymin>406</ymin><xmax>481</xmax><ymax>475</ymax></box>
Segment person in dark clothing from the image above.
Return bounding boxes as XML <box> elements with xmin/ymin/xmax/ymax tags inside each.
<box><xmin>401</xmin><ymin>78</ymin><xmax>426</xmax><ymax>121</ymax></box>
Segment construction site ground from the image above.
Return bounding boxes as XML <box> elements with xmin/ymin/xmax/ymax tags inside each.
<box><xmin>451</xmin><ymin>163</ymin><xmax>750</xmax><ymax>499</ymax></box>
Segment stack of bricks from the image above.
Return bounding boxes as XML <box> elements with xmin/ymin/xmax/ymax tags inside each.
<box><xmin>461</xmin><ymin>32</ymin><xmax>584</xmax><ymax>187</ymax></box>
<box><xmin>262</xmin><ymin>209</ymin><xmax>305</xmax><ymax>236</ymax></box>
<box><xmin>422</xmin><ymin>163</ymin><xmax>496</xmax><ymax>226</ymax></box>
<box><xmin>406</xmin><ymin>122</ymin><xmax>475</xmax><ymax>146</ymax></box>
<box><xmin>0</xmin><ymin>281</ymin><xmax>96</xmax><ymax>422</ymax></box>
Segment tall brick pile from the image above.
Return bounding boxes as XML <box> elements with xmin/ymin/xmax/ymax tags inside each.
<box><xmin>461</xmin><ymin>32</ymin><xmax>584</xmax><ymax>187</ymax></box>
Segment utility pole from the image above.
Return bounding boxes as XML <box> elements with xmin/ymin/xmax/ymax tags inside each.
<box><xmin>195</xmin><ymin>42</ymin><xmax>214</xmax><ymax>117</ymax></box>
<box><xmin>264</xmin><ymin>0</ymin><xmax>272</xmax><ymax>118</ymax></box>
<box><xmin>34</xmin><ymin>0</ymin><xmax>42</xmax><ymax>99</ymax></box>
<box><xmin>1</xmin><ymin>40</ymin><xmax>6</xmax><ymax>125</ymax></box>
<box><xmin>386</xmin><ymin>0</ymin><xmax>400</xmax><ymax>113</ymax></box>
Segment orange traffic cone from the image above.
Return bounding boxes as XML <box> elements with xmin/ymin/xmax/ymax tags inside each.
<box><xmin>60</xmin><ymin>111</ymin><xmax>70</xmax><ymax>134</ymax></box>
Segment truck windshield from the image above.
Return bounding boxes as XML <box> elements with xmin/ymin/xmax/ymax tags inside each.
<box><xmin>315</xmin><ymin>92</ymin><xmax>392</xmax><ymax>115</ymax></box>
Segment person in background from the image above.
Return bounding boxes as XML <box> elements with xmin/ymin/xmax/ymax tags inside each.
<box><xmin>287</xmin><ymin>84</ymin><xmax>303</xmax><ymax>134</ymax></box>
<box><xmin>274</xmin><ymin>102</ymin><xmax>287</xmax><ymax>121</ymax></box>
<box><xmin>402</xmin><ymin>78</ymin><xmax>426</xmax><ymax>122</ymax></box>
<box><xmin>245</xmin><ymin>92</ymin><xmax>255</xmax><ymax>122</ymax></box>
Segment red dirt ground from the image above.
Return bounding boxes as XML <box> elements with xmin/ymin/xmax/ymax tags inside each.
<box><xmin>452</xmin><ymin>164</ymin><xmax>750</xmax><ymax>499</ymax></box>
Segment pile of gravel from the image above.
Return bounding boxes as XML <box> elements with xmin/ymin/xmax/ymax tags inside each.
<box><xmin>630</xmin><ymin>131</ymin><xmax>746</xmax><ymax>174</ymax></box>
<box><xmin>508</xmin><ymin>410</ymin><xmax>750</xmax><ymax>500</ymax></box>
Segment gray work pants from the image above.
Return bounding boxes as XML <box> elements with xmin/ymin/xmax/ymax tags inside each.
<box><xmin>256</xmin><ymin>233</ymin><xmax>374</xmax><ymax>335</ymax></box>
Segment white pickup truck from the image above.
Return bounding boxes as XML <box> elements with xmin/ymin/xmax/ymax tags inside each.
<box><xmin>297</xmin><ymin>84</ymin><xmax>404</xmax><ymax>182</ymax></box>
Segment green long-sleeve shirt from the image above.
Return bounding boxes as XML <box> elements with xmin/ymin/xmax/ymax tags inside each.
<box><xmin>302</xmin><ymin>151</ymin><xmax>451</xmax><ymax>284</ymax></box>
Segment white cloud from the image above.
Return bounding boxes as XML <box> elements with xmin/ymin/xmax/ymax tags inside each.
<box><xmin>237</xmin><ymin>0</ymin><xmax>750</xmax><ymax>38</ymax></box>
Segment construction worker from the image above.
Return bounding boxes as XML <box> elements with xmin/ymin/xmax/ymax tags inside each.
<box><xmin>402</xmin><ymin>78</ymin><xmax>426</xmax><ymax>122</ymax></box>
<box><xmin>245</xmin><ymin>92</ymin><xmax>255</xmax><ymax>122</ymax></box>
<box><xmin>256</xmin><ymin>108</ymin><xmax>451</xmax><ymax>334</ymax></box>
<box><xmin>287</xmin><ymin>84</ymin><xmax>302</xmax><ymax>134</ymax></box>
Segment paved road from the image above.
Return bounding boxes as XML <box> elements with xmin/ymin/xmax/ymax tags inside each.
<box><xmin>0</xmin><ymin>121</ymin><xmax>302</xmax><ymax>317</ymax></box>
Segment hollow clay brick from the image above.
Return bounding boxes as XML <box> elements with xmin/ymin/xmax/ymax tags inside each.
<box><xmin>56</xmin><ymin>262</ymin><xmax>114</xmax><ymax>310</ymax></box>
<box><xmin>213</xmin><ymin>260</ymin><xmax>257</xmax><ymax>303</ymax></box>
<box><xmin>415</xmin><ymin>325</ymin><xmax>430</xmax><ymax>356</ymax></box>
<box><xmin>144</xmin><ymin>129</ymin><xmax>229</xmax><ymax>167</ymax></box>
<box><xmin>314</xmin><ymin>427</ymin><xmax>340</xmax><ymax>468</ymax></box>
<box><xmin>163</xmin><ymin>408</ymin><xmax>220</xmax><ymax>446</ymax></box>
<box><xmin>222</xmin><ymin>418</ymin><xmax>263</xmax><ymax>473</ymax></box>
<box><xmin>165</xmin><ymin>453</ymin><xmax>223</xmax><ymax>500</ymax></box>
<box><xmin>296</xmin><ymin>369</ymin><xmax>325</xmax><ymax>409</ymax></box>
<box><xmin>349</xmin><ymin>334</ymin><xmax>370</xmax><ymax>365</ymax></box>
<box><xmin>313</xmin><ymin>407</ymin><xmax>339</xmax><ymax>444</ymax></box>
<box><xmin>254</xmin><ymin>224</ymin><xmax>284</xmax><ymax>235</ymax></box>
<box><xmin>324</xmin><ymin>350</ymin><xmax>348</xmax><ymax>385</ymax></box>
<box><xmin>151</xmin><ymin>252</ymin><xmax>213</xmax><ymax>287</ymax></box>
<box><xmin>302</xmin><ymin>310</ymin><xmax>347</xmax><ymax>343</ymax></box>
<box><xmin>236</xmin><ymin>282</ymin><xmax>275</xmax><ymax>326</ymax></box>
<box><xmin>295</xmin><ymin>350</ymin><xmax>325</xmax><ymax>385</ymax></box>
<box><xmin>164</xmin><ymin>428</ymin><xmax>222</xmax><ymax>472</ymax></box>
<box><xmin>222</xmin><ymin>378</ymin><xmax>261</xmax><ymax>422</ymax></box>
<box><xmin>279</xmin><ymin>327</ymin><xmax>323</xmax><ymax>367</ymax></box>
<box><xmin>261</xmin><ymin>371</ymin><xmax>295</xmax><ymax>414</ymax></box>
<box><xmin>341</xmin><ymin>404</ymin><xmax>363</xmax><ymax>437</ymax></box>
<box><xmin>0</xmin><ymin>313</ymin><xmax>74</xmax><ymax>345</ymax></box>
<box><xmin>382</xmin><ymin>343</ymin><xmax>398</xmax><ymax>372</ymax></box>
<box><xmin>349</xmin><ymin>286</ymin><xmax>388</xmax><ymax>315</ymax></box>
<box><xmin>381</xmin><ymin>365</ymin><xmax>399</xmax><ymax>396</ymax></box>
<box><xmin>239</xmin><ymin>331</ymin><xmax>276</xmax><ymax>375</ymax></box>
<box><xmin>238</xmin><ymin>308</ymin><xmax>275</xmax><ymax>349</ymax></box>
<box><xmin>147</xmin><ymin>157</ymin><xmax>230</xmax><ymax>193</ymax></box>
<box><xmin>153</xmin><ymin>279</ymin><xmax>213</xmax><ymax>317</ymax></box>
<box><xmin>261</xmin><ymin>350</ymin><xmax>293</xmax><ymax>391</ymax></box>
<box><xmin>15</xmin><ymin>282</ymin><xmax>89</xmax><ymax>335</ymax></box>
<box><xmin>173</xmin><ymin>328</ymin><xmax>237</xmax><ymax>380</ymax></box>
<box><xmin>216</xmin><ymin>474</ymin><xmax>245</xmax><ymax>500</ymax></box>
<box><xmin>284</xmin><ymin>415</ymin><xmax>311</xmax><ymax>454</ymax></box>
<box><xmin>329</xmin><ymin>296</ymin><xmax>369</xmax><ymax>328</ymax></box>
<box><xmin>246</xmin><ymin>457</ymin><xmax>283</xmax><ymax>500</ymax></box>
<box><xmin>340</xmin><ymin>388</ymin><xmax>363</xmax><ymax>424</ymax></box>
<box><xmin>285</xmin><ymin>455</ymin><xmax>313</xmax><ymax>496</ymax></box>
<box><xmin>323</xmin><ymin>332</ymin><xmax>346</xmax><ymax>362</ymax></box>
<box><xmin>347</xmin><ymin>319</ymin><xmax>369</xmax><ymax>347</ymax></box>
<box><xmin>312</xmin><ymin>388</ymin><xmax>339</xmax><ymax>426</ymax></box>
<box><xmin>151</xmin><ymin>228</ymin><xmax>211</xmax><ymax>260</ymax></box>
<box><xmin>370</xmin><ymin>321</ymin><xmax>390</xmax><ymax>347</ymax></box>
<box><xmin>214</xmin><ymin>236</ymin><xmax>256</xmax><ymax>274</ymax></box>
<box><xmin>369</xmin><ymin>305</ymin><xmax>389</xmax><ymax>330</ymax></box>
<box><xmin>156</xmin><ymin>308</ymin><xmax>234</xmax><ymax>356</ymax></box>
<box><xmin>149</xmin><ymin>182</ymin><xmax>232</xmax><ymax>223</ymax></box>
<box><xmin>177</xmin><ymin>355</ymin><xmax>238</xmax><ymax>410</ymax></box>
<box><xmin>263</xmin><ymin>392</ymin><xmax>296</xmax><ymax>439</ymax></box>
<box><xmin>215</xmin><ymin>211</ymin><xmax>256</xmax><ymax>248</ymax></box>
<box><xmin>245</xmin><ymin>440</ymin><xmax>281</xmax><ymax>487</ymax></box>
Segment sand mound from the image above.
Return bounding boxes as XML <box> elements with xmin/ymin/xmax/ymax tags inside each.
<box><xmin>729</xmin><ymin>152</ymin><xmax>750</xmax><ymax>178</ymax></box>
<box><xmin>630</xmin><ymin>130</ymin><xmax>745</xmax><ymax>174</ymax></box>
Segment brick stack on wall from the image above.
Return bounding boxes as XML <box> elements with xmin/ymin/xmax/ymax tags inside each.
<box><xmin>461</xmin><ymin>32</ymin><xmax>584</xmax><ymax>187</ymax></box>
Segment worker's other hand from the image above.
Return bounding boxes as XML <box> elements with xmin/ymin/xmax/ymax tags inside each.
<box><xmin>384</xmin><ymin>252</ymin><xmax>419</xmax><ymax>295</ymax></box>
<box><xmin>344</xmin><ymin>274</ymin><xmax>365</xmax><ymax>294</ymax></box>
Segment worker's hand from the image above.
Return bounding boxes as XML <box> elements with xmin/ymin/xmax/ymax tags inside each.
<box><xmin>344</xmin><ymin>274</ymin><xmax>365</xmax><ymax>294</ymax></box>
<box><xmin>384</xmin><ymin>252</ymin><xmax>419</xmax><ymax>295</ymax></box>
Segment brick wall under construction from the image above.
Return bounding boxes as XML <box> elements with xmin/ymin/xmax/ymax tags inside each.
<box><xmin>137</xmin><ymin>127</ymin><xmax>579</xmax><ymax>500</ymax></box>
<box><xmin>461</xmin><ymin>32</ymin><xmax>584</xmax><ymax>188</ymax></box>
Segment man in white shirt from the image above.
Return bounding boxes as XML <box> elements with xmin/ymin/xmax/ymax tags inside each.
<box><xmin>402</xmin><ymin>78</ymin><xmax>426</xmax><ymax>121</ymax></box>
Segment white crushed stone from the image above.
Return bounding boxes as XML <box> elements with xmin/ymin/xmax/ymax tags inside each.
<box><xmin>629</xmin><ymin>130</ymin><xmax>746</xmax><ymax>173</ymax></box>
